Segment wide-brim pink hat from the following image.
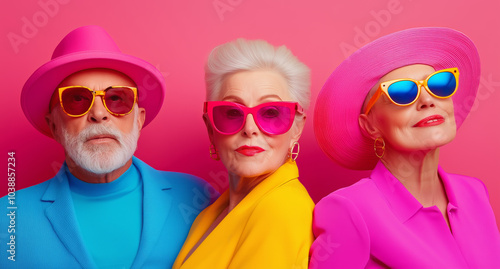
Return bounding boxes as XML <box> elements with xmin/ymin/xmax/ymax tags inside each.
<box><xmin>21</xmin><ymin>25</ymin><xmax>166</xmax><ymax>137</ymax></box>
<box><xmin>314</xmin><ymin>27</ymin><xmax>480</xmax><ymax>170</ymax></box>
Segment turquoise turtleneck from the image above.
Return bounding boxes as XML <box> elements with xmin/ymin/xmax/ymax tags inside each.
<box><xmin>68</xmin><ymin>163</ymin><xmax>143</xmax><ymax>268</ymax></box>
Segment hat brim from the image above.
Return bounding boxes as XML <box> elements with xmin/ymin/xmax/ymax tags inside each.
<box><xmin>313</xmin><ymin>27</ymin><xmax>481</xmax><ymax>170</ymax></box>
<box><xmin>21</xmin><ymin>51</ymin><xmax>165</xmax><ymax>137</ymax></box>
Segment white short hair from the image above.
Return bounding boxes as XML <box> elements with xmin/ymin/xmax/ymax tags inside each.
<box><xmin>205</xmin><ymin>39</ymin><xmax>311</xmax><ymax>110</ymax></box>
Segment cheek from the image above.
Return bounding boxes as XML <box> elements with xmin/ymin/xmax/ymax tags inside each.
<box><xmin>271</xmin><ymin>135</ymin><xmax>292</xmax><ymax>150</ymax></box>
<box><xmin>374</xmin><ymin>108</ymin><xmax>413</xmax><ymax>137</ymax></box>
<box><xmin>444</xmin><ymin>99</ymin><xmax>455</xmax><ymax>120</ymax></box>
<box><xmin>264</xmin><ymin>133</ymin><xmax>294</xmax><ymax>160</ymax></box>
<box><xmin>112</xmin><ymin>115</ymin><xmax>138</xmax><ymax>134</ymax></box>
<box><xmin>442</xmin><ymin>99</ymin><xmax>457</xmax><ymax>137</ymax></box>
<box><xmin>51</xmin><ymin>107</ymin><xmax>87</xmax><ymax>135</ymax></box>
<box><xmin>212</xmin><ymin>134</ymin><xmax>236</xmax><ymax>158</ymax></box>
<box><xmin>53</xmin><ymin>113</ymin><xmax>80</xmax><ymax>136</ymax></box>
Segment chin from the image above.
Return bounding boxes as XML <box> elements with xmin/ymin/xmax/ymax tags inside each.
<box><xmin>227</xmin><ymin>160</ymin><xmax>275</xmax><ymax>178</ymax></box>
<box><xmin>412</xmin><ymin>134</ymin><xmax>456</xmax><ymax>152</ymax></box>
<box><xmin>411</xmin><ymin>125</ymin><xmax>456</xmax><ymax>149</ymax></box>
<box><xmin>232</xmin><ymin>166</ymin><xmax>267</xmax><ymax>178</ymax></box>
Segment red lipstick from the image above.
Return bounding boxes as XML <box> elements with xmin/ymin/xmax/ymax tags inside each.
<box><xmin>236</xmin><ymin>145</ymin><xmax>265</xmax><ymax>156</ymax></box>
<box><xmin>413</xmin><ymin>115</ymin><xmax>445</xmax><ymax>127</ymax></box>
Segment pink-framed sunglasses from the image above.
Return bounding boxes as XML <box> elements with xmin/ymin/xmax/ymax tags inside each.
<box><xmin>204</xmin><ymin>101</ymin><xmax>304</xmax><ymax>135</ymax></box>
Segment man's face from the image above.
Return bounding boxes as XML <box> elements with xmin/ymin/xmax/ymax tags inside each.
<box><xmin>46</xmin><ymin>68</ymin><xmax>146</xmax><ymax>174</ymax></box>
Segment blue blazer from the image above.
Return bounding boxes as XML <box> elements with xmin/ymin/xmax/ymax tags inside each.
<box><xmin>0</xmin><ymin>156</ymin><xmax>216</xmax><ymax>268</ymax></box>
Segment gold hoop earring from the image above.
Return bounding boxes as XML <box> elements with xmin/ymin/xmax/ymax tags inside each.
<box><xmin>374</xmin><ymin>137</ymin><xmax>385</xmax><ymax>159</ymax></box>
<box><xmin>289</xmin><ymin>141</ymin><xmax>300</xmax><ymax>161</ymax></box>
<box><xmin>209</xmin><ymin>143</ymin><xmax>220</xmax><ymax>161</ymax></box>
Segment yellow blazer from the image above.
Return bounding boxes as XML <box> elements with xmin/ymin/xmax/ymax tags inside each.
<box><xmin>173</xmin><ymin>160</ymin><xmax>314</xmax><ymax>269</ymax></box>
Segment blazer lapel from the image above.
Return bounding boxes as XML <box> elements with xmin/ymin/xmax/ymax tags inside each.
<box><xmin>42</xmin><ymin>165</ymin><xmax>96</xmax><ymax>269</ymax></box>
<box><xmin>179</xmin><ymin>161</ymin><xmax>300</xmax><ymax>267</ymax></box>
<box><xmin>131</xmin><ymin>158</ymin><xmax>173</xmax><ymax>268</ymax></box>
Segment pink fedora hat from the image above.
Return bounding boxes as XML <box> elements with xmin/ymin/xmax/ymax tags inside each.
<box><xmin>21</xmin><ymin>25</ymin><xmax>166</xmax><ymax>137</ymax></box>
<box><xmin>314</xmin><ymin>27</ymin><xmax>480</xmax><ymax>170</ymax></box>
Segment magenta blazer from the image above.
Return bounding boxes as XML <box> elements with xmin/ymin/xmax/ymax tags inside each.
<box><xmin>310</xmin><ymin>162</ymin><xmax>500</xmax><ymax>268</ymax></box>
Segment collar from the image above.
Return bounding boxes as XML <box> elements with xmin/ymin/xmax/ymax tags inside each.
<box><xmin>67</xmin><ymin>162</ymin><xmax>141</xmax><ymax>197</ymax></box>
<box><xmin>42</xmin><ymin>156</ymin><xmax>171</xmax><ymax>202</ymax></box>
<box><xmin>438</xmin><ymin>166</ymin><xmax>458</xmax><ymax>212</ymax></box>
<box><xmin>370</xmin><ymin>161</ymin><xmax>457</xmax><ymax>223</ymax></box>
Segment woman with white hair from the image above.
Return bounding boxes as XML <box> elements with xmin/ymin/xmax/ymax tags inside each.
<box><xmin>173</xmin><ymin>39</ymin><xmax>314</xmax><ymax>268</ymax></box>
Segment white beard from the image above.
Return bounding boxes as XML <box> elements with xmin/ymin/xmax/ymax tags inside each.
<box><xmin>60</xmin><ymin>110</ymin><xmax>140</xmax><ymax>175</ymax></box>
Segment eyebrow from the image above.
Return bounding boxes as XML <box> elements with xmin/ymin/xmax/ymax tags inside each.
<box><xmin>221</xmin><ymin>95</ymin><xmax>245</xmax><ymax>103</ymax></box>
<box><xmin>259</xmin><ymin>94</ymin><xmax>283</xmax><ymax>102</ymax></box>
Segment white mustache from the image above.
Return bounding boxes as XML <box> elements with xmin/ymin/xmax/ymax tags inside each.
<box><xmin>78</xmin><ymin>124</ymin><xmax>123</xmax><ymax>144</ymax></box>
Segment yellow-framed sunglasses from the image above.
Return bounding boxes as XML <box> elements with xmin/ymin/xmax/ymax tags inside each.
<box><xmin>364</xmin><ymin>68</ymin><xmax>459</xmax><ymax>114</ymax></box>
<box><xmin>58</xmin><ymin>85</ymin><xmax>137</xmax><ymax>117</ymax></box>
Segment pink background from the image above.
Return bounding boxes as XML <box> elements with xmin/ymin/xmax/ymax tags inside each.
<box><xmin>2</xmin><ymin>1</ymin><xmax>499</xmax><ymax>226</ymax></box>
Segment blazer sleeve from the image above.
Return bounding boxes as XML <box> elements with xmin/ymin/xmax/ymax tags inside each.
<box><xmin>229</xmin><ymin>187</ymin><xmax>314</xmax><ymax>269</ymax></box>
<box><xmin>309</xmin><ymin>194</ymin><xmax>370</xmax><ymax>269</ymax></box>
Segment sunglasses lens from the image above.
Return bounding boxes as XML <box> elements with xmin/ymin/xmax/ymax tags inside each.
<box><xmin>61</xmin><ymin>87</ymin><xmax>94</xmax><ymax>115</ymax></box>
<box><xmin>104</xmin><ymin>87</ymin><xmax>136</xmax><ymax>114</ymax></box>
<box><xmin>427</xmin><ymin>71</ymin><xmax>456</xmax><ymax>97</ymax></box>
<box><xmin>387</xmin><ymin>80</ymin><xmax>419</xmax><ymax>105</ymax></box>
<box><xmin>213</xmin><ymin>105</ymin><xmax>244</xmax><ymax>134</ymax></box>
<box><xmin>256</xmin><ymin>105</ymin><xmax>292</xmax><ymax>135</ymax></box>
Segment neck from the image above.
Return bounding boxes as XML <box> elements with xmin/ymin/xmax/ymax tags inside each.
<box><xmin>65</xmin><ymin>158</ymin><xmax>133</xmax><ymax>184</ymax></box>
<box><xmin>226</xmin><ymin>171</ymin><xmax>271</xmax><ymax>211</ymax></box>
<box><xmin>381</xmin><ymin>146</ymin><xmax>446</xmax><ymax>207</ymax></box>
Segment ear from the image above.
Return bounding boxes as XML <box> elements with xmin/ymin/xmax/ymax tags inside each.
<box><xmin>136</xmin><ymin>107</ymin><xmax>146</xmax><ymax>131</ymax></box>
<box><xmin>358</xmin><ymin>113</ymin><xmax>381</xmax><ymax>140</ymax></box>
<box><xmin>289</xmin><ymin>115</ymin><xmax>306</xmax><ymax>148</ymax></box>
<box><xmin>45</xmin><ymin>111</ymin><xmax>61</xmax><ymax>142</ymax></box>
<box><xmin>202</xmin><ymin>114</ymin><xmax>215</xmax><ymax>144</ymax></box>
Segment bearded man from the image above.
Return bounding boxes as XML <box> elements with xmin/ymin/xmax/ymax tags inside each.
<box><xmin>0</xmin><ymin>25</ymin><xmax>215</xmax><ymax>269</ymax></box>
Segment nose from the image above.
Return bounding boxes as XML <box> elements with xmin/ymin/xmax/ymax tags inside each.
<box><xmin>87</xmin><ymin>96</ymin><xmax>110</xmax><ymax>122</ymax></box>
<box><xmin>415</xmin><ymin>86</ymin><xmax>435</xmax><ymax>110</ymax></box>
<box><xmin>242</xmin><ymin>114</ymin><xmax>259</xmax><ymax>136</ymax></box>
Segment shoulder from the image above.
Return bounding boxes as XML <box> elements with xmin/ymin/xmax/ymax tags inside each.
<box><xmin>313</xmin><ymin>177</ymin><xmax>389</xmax><ymax>235</ymax></box>
<box><xmin>333</xmin><ymin>177</ymin><xmax>377</xmax><ymax>197</ymax></box>
<box><xmin>315</xmin><ymin>177</ymin><xmax>379</xmax><ymax>213</ymax></box>
<box><xmin>314</xmin><ymin>190</ymin><xmax>367</xmax><ymax>229</ymax></box>
<box><xmin>310</xmin><ymin>181</ymin><xmax>372</xmax><ymax>268</ymax></box>
<box><xmin>158</xmin><ymin>170</ymin><xmax>213</xmax><ymax>191</ymax></box>
<box><xmin>312</xmin><ymin>180</ymin><xmax>373</xmax><ymax>242</ymax></box>
<box><xmin>258</xmin><ymin>178</ymin><xmax>314</xmax><ymax>212</ymax></box>
<box><xmin>0</xmin><ymin>177</ymin><xmax>58</xmax><ymax>226</ymax></box>
<box><xmin>134</xmin><ymin>157</ymin><xmax>216</xmax><ymax>192</ymax></box>
<box><xmin>161</xmin><ymin>171</ymin><xmax>219</xmax><ymax>203</ymax></box>
<box><xmin>444</xmin><ymin>171</ymin><xmax>490</xmax><ymax>199</ymax></box>
<box><xmin>2</xmin><ymin>178</ymin><xmax>52</xmax><ymax>202</ymax></box>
